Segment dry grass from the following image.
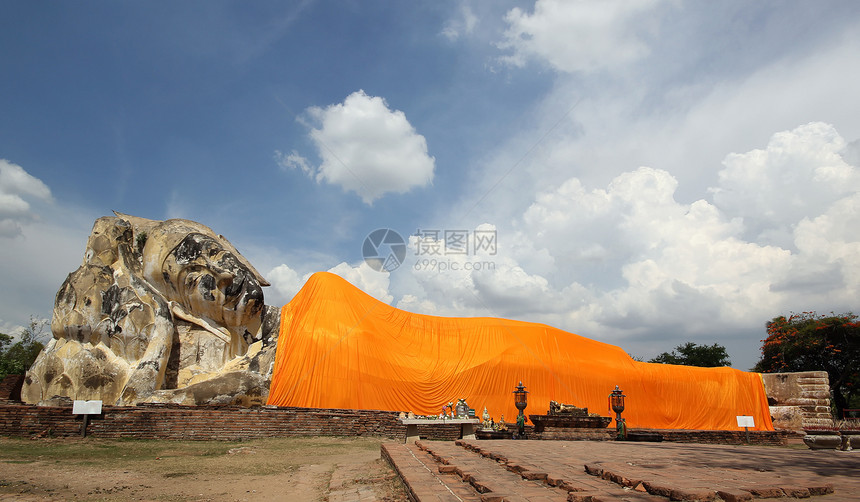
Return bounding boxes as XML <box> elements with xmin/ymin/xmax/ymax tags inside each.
<box><xmin>0</xmin><ymin>436</ymin><xmax>408</xmax><ymax>501</ymax></box>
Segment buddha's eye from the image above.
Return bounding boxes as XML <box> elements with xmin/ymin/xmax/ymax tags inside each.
<box><xmin>173</xmin><ymin>235</ymin><xmax>203</xmax><ymax>264</ymax></box>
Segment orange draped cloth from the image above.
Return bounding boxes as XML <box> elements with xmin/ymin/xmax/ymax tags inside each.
<box><xmin>267</xmin><ymin>272</ymin><xmax>774</xmax><ymax>431</ymax></box>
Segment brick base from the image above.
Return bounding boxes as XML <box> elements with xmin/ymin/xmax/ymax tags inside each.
<box><xmin>0</xmin><ymin>402</ymin><xmax>790</xmax><ymax>445</ymax></box>
<box><xmin>533</xmin><ymin>427</ymin><xmax>614</xmax><ymax>441</ymax></box>
<box><xmin>0</xmin><ymin>402</ymin><xmax>410</xmax><ymax>441</ymax></box>
<box><xmin>0</xmin><ymin>375</ymin><xmax>24</xmax><ymax>401</ymax></box>
<box><xmin>644</xmin><ymin>428</ymin><xmax>791</xmax><ymax>446</ymax></box>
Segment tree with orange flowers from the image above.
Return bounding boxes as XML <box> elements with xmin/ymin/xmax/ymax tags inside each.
<box><xmin>754</xmin><ymin>312</ymin><xmax>860</xmax><ymax>418</ymax></box>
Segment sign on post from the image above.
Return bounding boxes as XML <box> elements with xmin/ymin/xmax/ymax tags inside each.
<box><xmin>736</xmin><ymin>415</ymin><xmax>754</xmax><ymax>443</ymax></box>
<box><xmin>72</xmin><ymin>400</ymin><xmax>102</xmax><ymax>415</ymax></box>
<box><xmin>736</xmin><ymin>416</ymin><xmax>754</xmax><ymax>428</ymax></box>
<box><xmin>73</xmin><ymin>400</ymin><xmax>103</xmax><ymax>437</ymax></box>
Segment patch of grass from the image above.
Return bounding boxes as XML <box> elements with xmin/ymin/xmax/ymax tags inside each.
<box><xmin>162</xmin><ymin>472</ymin><xmax>193</xmax><ymax>478</ymax></box>
<box><xmin>0</xmin><ymin>437</ymin><xmax>243</xmax><ymax>468</ymax></box>
<box><xmin>0</xmin><ymin>436</ymin><xmax>386</xmax><ymax>477</ymax></box>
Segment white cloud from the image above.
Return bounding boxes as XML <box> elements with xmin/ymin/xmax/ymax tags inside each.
<box><xmin>480</xmin><ymin>4</ymin><xmax>860</xmax><ymax>221</ymax></box>
<box><xmin>441</xmin><ymin>4</ymin><xmax>479</xmax><ymax>42</ymax></box>
<box><xmin>0</xmin><ymin>215</ymin><xmax>91</xmax><ymax>335</ymax></box>
<box><xmin>266</xmin><ymin>263</ymin><xmax>308</xmax><ymax>305</ymax></box>
<box><xmin>275</xmin><ymin>150</ymin><xmax>313</xmax><ymax>176</ymax></box>
<box><xmin>711</xmin><ymin>122</ymin><xmax>859</xmax><ymax>247</ymax></box>
<box><xmin>498</xmin><ymin>0</ymin><xmax>666</xmax><ymax>73</ymax></box>
<box><xmin>384</xmin><ymin>122</ymin><xmax>860</xmax><ymax>369</ymax></box>
<box><xmin>0</xmin><ymin>319</ymin><xmax>27</xmax><ymax>338</ymax></box>
<box><xmin>787</xmin><ymin>192</ymin><xmax>860</xmax><ymax>301</ymax></box>
<box><xmin>0</xmin><ymin>159</ymin><xmax>53</xmax><ymax>238</ymax></box>
<box><xmin>401</xmin><ymin>166</ymin><xmax>790</xmax><ymax>332</ymax></box>
<box><xmin>328</xmin><ymin>261</ymin><xmax>394</xmax><ymax>304</ymax></box>
<box><xmin>289</xmin><ymin>90</ymin><xmax>435</xmax><ymax>204</ymax></box>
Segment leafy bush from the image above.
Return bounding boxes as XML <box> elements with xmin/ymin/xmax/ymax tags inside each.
<box><xmin>0</xmin><ymin>317</ymin><xmax>48</xmax><ymax>380</ymax></box>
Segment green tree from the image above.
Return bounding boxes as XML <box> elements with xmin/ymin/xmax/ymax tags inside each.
<box><xmin>754</xmin><ymin>312</ymin><xmax>860</xmax><ymax>418</ymax></box>
<box><xmin>648</xmin><ymin>342</ymin><xmax>731</xmax><ymax>367</ymax></box>
<box><xmin>0</xmin><ymin>317</ymin><xmax>48</xmax><ymax>381</ymax></box>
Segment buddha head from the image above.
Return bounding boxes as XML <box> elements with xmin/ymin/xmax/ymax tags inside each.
<box><xmin>134</xmin><ymin>215</ymin><xmax>269</xmax><ymax>341</ymax></box>
<box><xmin>26</xmin><ymin>212</ymin><xmax>275</xmax><ymax>406</ymax></box>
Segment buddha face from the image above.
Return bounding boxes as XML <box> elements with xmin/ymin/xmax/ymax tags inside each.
<box><xmin>160</xmin><ymin>232</ymin><xmax>264</xmax><ymax>332</ymax></box>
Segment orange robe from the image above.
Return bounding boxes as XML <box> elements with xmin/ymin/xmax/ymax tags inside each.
<box><xmin>267</xmin><ymin>272</ymin><xmax>774</xmax><ymax>431</ymax></box>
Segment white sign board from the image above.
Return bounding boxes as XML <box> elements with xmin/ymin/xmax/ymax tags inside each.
<box><xmin>72</xmin><ymin>400</ymin><xmax>103</xmax><ymax>415</ymax></box>
<box><xmin>736</xmin><ymin>415</ymin><xmax>754</xmax><ymax>428</ymax></box>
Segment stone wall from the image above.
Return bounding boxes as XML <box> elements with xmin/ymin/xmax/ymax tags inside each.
<box><xmin>0</xmin><ymin>402</ymin><xmax>474</xmax><ymax>441</ymax></box>
<box><xmin>0</xmin><ymin>402</ymin><xmax>403</xmax><ymax>440</ymax></box>
<box><xmin>760</xmin><ymin>371</ymin><xmax>832</xmax><ymax>431</ymax></box>
<box><xmin>0</xmin><ymin>375</ymin><xmax>25</xmax><ymax>401</ymax></box>
<box><xmin>0</xmin><ymin>402</ymin><xmax>787</xmax><ymax>445</ymax></box>
<box><xmin>0</xmin><ymin>370</ymin><xmax>824</xmax><ymax>443</ymax></box>
<box><xmin>650</xmin><ymin>429</ymin><xmax>790</xmax><ymax>446</ymax></box>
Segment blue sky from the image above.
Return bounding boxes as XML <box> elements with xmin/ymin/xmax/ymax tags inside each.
<box><xmin>2</xmin><ymin>0</ymin><xmax>860</xmax><ymax>371</ymax></box>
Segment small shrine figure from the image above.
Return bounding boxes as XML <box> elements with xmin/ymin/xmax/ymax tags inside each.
<box><xmin>497</xmin><ymin>415</ymin><xmax>507</xmax><ymax>431</ymax></box>
<box><xmin>455</xmin><ymin>399</ymin><xmax>469</xmax><ymax>418</ymax></box>
<box><xmin>482</xmin><ymin>407</ymin><xmax>491</xmax><ymax>430</ymax></box>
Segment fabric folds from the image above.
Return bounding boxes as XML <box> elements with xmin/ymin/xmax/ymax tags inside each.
<box><xmin>267</xmin><ymin>272</ymin><xmax>774</xmax><ymax>431</ymax></box>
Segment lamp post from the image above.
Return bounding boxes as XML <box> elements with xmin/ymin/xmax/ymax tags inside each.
<box><xmin>609</xmin><ymin>385</ymin><xmax>626</xmax><ymax>440</ymax></box>
<box><xmin>513</xmin><ymin>381</ymin><xmax>528</xmax><ymax>438</ymax></box>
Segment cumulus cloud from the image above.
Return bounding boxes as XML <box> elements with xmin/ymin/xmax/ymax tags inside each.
<box><xmin>0</xmin><ymin>159</ymin><xmax>52</xmax><ymax>238</ymax></box>
<box><xmin>328</xmin><ymin>261</ymin><xmax>394</xmax><ymax>304</ymax></box>
<box><xmin>283</xmin><ymin>90</ymin><xmax>435</xmax><ymax>204</ymax></box>
<box><xmin>711</xmin><ymin>122</ymin><xmax>859</xmax><ymax>247</ymax></box>
<box><xmin>266</xmin><ymin>263</ymin><xmax>308</xmax><ymax>305</ymax></box>
<box><xmin>498</xmin><ymin>0</ymin><xmax>666</xmax><ymax>73</ymax></box>
<box><xmin>402</xmin><ymin>167</ymin><xmax>789</xmax><ymax>332</ymax></box>
<box><xmin>386</xmin><ymin>122</ymin><xmax>859</xmax><ymax>368</ymax></box>
<box><xmin>784</xmin><ymin>193</ymin><xmax>860</xmax><ymax>301</ymax></box>
<box><xmin>266</xmin><ymin>260</ymin><xmax>395</xmax><ymax>307</ymax></box>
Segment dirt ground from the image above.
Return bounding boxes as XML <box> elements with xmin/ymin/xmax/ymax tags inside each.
<box><xmin>0</xmin><ymin>436</ymin><xmax>409</xmax><ymax>501</ymax></box>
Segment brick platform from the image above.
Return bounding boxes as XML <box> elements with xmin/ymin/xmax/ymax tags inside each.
<box><xmin>383</xmin><ymin>439</ymin><xmax>860</xmax><ymax>501</ymax></box>
<box><xmin>0</xmin><ymin>402</ymin><xmax>791</xmax><ymax>447</ymax></box>
<box><xmin>0</xmin><ymin>402</ymin><xmax>406</xmax><ymax>440</ymax></box>
<box><xmin>0</xmin><ymin>401</ymin><xmax>477</xmax><ymax>441</ymax></box>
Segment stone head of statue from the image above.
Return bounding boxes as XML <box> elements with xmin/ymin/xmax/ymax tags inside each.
<box><xmin>24</xmin><ymin>212</ymin><xmax>276</xmax><ymax>406</ymax></box>
<box><xmin>135</xmin><ymin>215</ymin><xmax>268</xmax><ymax>344</ymax></box>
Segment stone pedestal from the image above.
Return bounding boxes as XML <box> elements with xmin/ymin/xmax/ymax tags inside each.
<box><xmin>400</xmin><ymin>418</ymin><xmax>480</xmax><ymax>443</ymax></box>
<box><xmin>802</xmin><ymin>430</ymin><xmax>842</xmax><ymax>450</ymax></box>
<box><xmin>476</xmin><ymin>429</ymin><xmax>514</xmax><ymax>440</ymax></box>
<box><xmin>536</xmin><ymin>427</ymin><xmax>613</xmax><ymax>441</ymax></box>
<box><xmin>529</xmin><ymin>413</ymin><xmax>613</xmax><ymax>441</ymax></box>
<box><xmin>529</xmin><ymin>414</ymin><xmax>612</xmax><ymax>431</ymax></box>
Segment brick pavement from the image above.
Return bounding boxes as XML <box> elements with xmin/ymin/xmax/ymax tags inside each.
<box><xmin>382</xmin><ymin>439</ymin><xmax>860</xmax><ymax>501</ymax></box>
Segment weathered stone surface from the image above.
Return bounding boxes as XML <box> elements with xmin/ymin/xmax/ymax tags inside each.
<box><xmin>22</xmin><ymin>213</ymin><xmax>281</xmax><ymax>406</ymax></box>
<box><xmin>760</xmin><ymin>372</ymin><xmax>832</xmax><ymax>431</ymax></box>
<box><xmin>761</xmin><ymin>371</ymin><xmax>829</xmax><ymax>405</ymax></box>
<box><xmin>769</xmin><ymin>406</ymin><xmax>803</xmax><ymax>431</ymax></box>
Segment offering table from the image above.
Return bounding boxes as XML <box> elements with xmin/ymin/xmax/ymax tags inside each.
<box><xmin>400</xmin><ymin>418</ymin><xmax>481</xmax><ymax>443</ymax></box>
